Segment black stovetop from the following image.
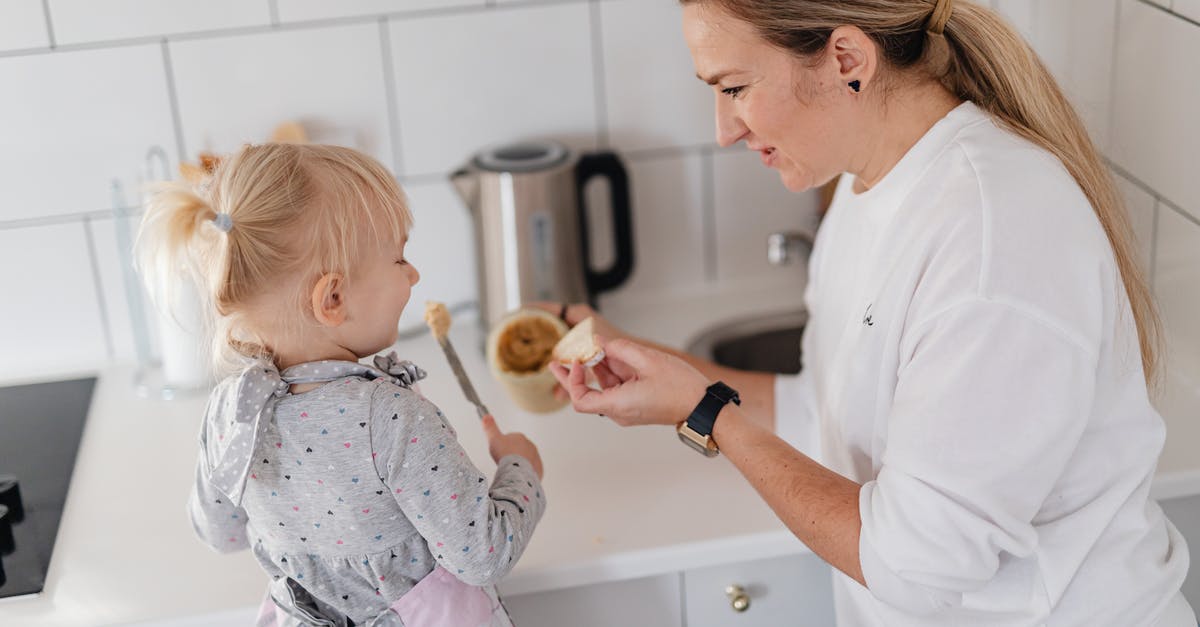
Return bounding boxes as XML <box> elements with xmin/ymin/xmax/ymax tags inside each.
<box><xmin>0</xmin><ymin>377</ymin><xmax>95</xmax><ymax>599</ymax></box>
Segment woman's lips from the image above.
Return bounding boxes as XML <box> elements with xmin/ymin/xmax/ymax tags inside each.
<box><xmin>759</xmin><ymin>147</ymin><xmax>777</xmax><ymax>167</ymax></box>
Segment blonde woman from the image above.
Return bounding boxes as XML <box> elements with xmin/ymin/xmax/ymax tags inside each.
<box><xmin>138</xmin><ymin>143</ymin><xmax>544</xmax><ymax>626</ymax></box>
<box><xmin>549</xmin><ymin>0</ymin><xmax>1195</xmax><ymax>624</ymax></box>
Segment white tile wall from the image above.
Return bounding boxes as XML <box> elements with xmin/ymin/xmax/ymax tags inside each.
<box><xmin>711</xmin><ymin>150</ymin><xmax>821</xmax><ymax>283</ymax></box>
<box><xmin>1115</xmin><ymin>171</ymin><xmax>1158</xmax><ymax>277</ymax></box>
<box><xmin>397</xmin><ymin>179</ymin><xmax>478</xmax><ymax>332</ymax></box>
<box><xmin>0</xmin><ymin>0</ymin><xmax>49</xmax><ymax>51</ymax></box>
<box><xmin>1177</xmin><ymin>0</ymin><xmax>1200</xmax><ymax>22</ymax></box>
<box><xmin>606</xmin><ymin>153</ymin><xmax>708</xmax><ymax>300</ymax></box>
<box><xmin>1111</xmin><ymin>0</ymin><xmax>1200</xmax><ymax>222</ymax></box>
<box><xmin>89</xmin><ymin>214</ymin><xmax>160</xmax><ymax>364</ymax></box>
<box><xmin>387</xmin><ymin>3</ymin><xmax>596</xmax><ymax>176</ymax></box>
<box><xmin>993</xmin><ymin>0</ymin><xmax>1119</xmax><ymax>151</ymax></box>
<box><xmin>0</xmin><ymin>223</ymin><xmax>109</xmax><ymax>379</ymax></box>
<box><xmin>47</xmin><ymin>0</ymin><xmax>270</xmax><ymax>45</ymax></box>
<box><xmin>275</xmin><ymin>0</ymin><xmax>482</xmax><ymax>23</ymax></box>
<box><xmin>0</xmin><ymin>44</ymin><xmax>177</xmax><ymax>221</ymax></box>
<box><xmin>1155</xmin><ymin>206</ymin><xmax>1200</xmax><ymax>471</ymax></box>
<box><xmin>598</xmin><ymin>0</ymin><xmax>714</xmax><ymax>152</ymax></box>
<box><xmin>169</xmin><ymin>23</ymin><xmax>394</xmax><ymax>168</ymax></box>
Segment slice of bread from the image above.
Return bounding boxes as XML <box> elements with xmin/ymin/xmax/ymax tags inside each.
<box><xmin>552</xmin><ymin>317</ymin><xmax>605</xmax><ymax>366</ymax></box>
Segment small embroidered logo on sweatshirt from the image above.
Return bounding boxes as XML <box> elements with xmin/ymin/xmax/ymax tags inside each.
<box><xmin>862</xmin><ymin>304</ymin><xmax>875</xmax><ymax>327</ymax></box>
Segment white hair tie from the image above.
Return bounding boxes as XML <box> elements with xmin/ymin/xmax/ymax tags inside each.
<box><xmin>213</xmin><ymin>212</ymin><xmax>233</xmax><ymax>233</ymax></box>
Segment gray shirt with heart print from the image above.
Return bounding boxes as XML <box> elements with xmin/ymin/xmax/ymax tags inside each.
<box><xmin>187</xmin><ymin>358</ymin><xmax>546</xmax><ymax>625</ymax></box>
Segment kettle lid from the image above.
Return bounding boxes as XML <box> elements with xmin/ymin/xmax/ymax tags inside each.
<box><xmin>473</xmin><ymin>140</ymin><xmax>568</xmax><ymax>173</ymax></box>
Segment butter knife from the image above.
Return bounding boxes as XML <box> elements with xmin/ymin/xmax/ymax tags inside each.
<box><xmin>425</xmin><ymin>302</ymin><xmax>489</xmax><ymax>419</ymax></box>
<box><xmin>437</xmin><ymin>336</ymin><xmax>489</xmax><ymax>419</ymax></box>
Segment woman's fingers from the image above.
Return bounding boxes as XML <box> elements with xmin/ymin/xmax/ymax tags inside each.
<box><xmin>592</xmin><ymin>360</ymin><xmax>623</xmax><ymax>389</ymax></box>
<box><xmin>600</xmin><ymin>337</ymin><xmax>654</xmax><ymax>372</ymax></box>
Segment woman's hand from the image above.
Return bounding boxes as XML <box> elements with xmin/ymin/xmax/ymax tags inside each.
<box><xmin>481</xmin><ymin>414</ymin><xmax>544</xmax><ymax>479</ymax></box>
<box><xmin>549</xmin><ymin>336</ymin><xmax>711</xmax><ymax>427</ymax></box>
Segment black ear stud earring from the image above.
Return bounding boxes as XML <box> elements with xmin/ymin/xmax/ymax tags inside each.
<box><xmin>849</xmin><ymin>80</ymin><xmax>862</xmax><ymax>93</ymax></box>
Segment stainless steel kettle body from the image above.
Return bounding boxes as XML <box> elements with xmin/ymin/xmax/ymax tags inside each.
<box><xmin>452</xmin><ymin>141</ymin><xmax>634</xmax><ymax>332</ymax></box>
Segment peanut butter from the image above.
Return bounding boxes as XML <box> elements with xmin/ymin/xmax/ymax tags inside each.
<box><xmin>496</xmin><ymin>316</ymin><xmax>562</xmax><ymax>374</ymax></box>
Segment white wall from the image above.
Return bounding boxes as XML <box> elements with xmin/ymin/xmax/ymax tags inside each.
<box><xmin>0</xmin><ymin>0</ymin><xmax>818</xmax><ymax>380</ymax></box>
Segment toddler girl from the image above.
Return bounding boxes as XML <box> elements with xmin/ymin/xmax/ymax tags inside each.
<box><xmin>137</xmin><ymin>143</ymin><xmax>545</xmax><ymax>626</ymax></box>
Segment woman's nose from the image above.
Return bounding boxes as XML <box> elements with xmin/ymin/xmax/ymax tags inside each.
<box><xmin>715</xmin><ymin>95</ymin><xmax>748</xmax><ymax>148</ymax></box>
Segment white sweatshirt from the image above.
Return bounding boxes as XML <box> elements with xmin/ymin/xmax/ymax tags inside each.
<box><xmin>774</xmin><ymin>102</ymin><xmax>1194</xmax><ymax>626</ymax></box>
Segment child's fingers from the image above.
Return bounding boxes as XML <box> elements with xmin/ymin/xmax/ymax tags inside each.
<box><xmin>480</xmin><ymin>414</ymin><xmax>503</xmax><ymax>440</ymax></box>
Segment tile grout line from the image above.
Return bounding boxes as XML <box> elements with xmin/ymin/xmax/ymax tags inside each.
<box><xmin>81</xmin><ymin>217</ymin><xmax>117</xmax><ymax>360</ymax></box>
<box><xmin>1134</xmin><ymin>0</ymin><xmax>1200</xmax><ymax>27</ymax></box>
<box><xmin>1106</xmin><ymin>0</ymin><xmax>1123</xmax><ymax>151</ymax></box>
<box><xmin>0</xmin><ymin>1</ymin><xmax>591</xmax><ymax>60</ymax></box>
<box><xmin>160</xmin><ymin>40</ymin><xmax>188</xmax><ymax>164</ymax></box>
<box><xmin>5</xmin><ymin>0</ymin><xmax>1188</xmax><ymax>64</ymax></box>
<box><xmin>0</xmin><ymin>208</ymin><xmax>126</xmax><ymax>231</ymax></box>
<box><xmin>40</xmin><ymin>0</ymin><xmax>56</xmax><ymax>48</ymax></box>
<box><xmin>700</xmin><ymin>147</ymin><xmax>718</xmax><ymax>282</ymax></box>
<box><xmin>378</xmin><ymin>18</ymin><xmax>406</xmax><ymax>177</ymax></box>
<box><xmin>588</xmin><ymin>0</ymin><xmax>610</xmax><ymax>149</ymax></box>
<box><xmin>1107</xmin><ymin>159</ymin><xmax>1200</xmax><ymax>228</ymax></box>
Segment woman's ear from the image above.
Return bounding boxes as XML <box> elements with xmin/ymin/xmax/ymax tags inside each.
<box><xmin>311</xmin><ymin>273</ymin><xmax>347</xmax><ymax>327</ymax></box>
<box><xmin>827</xmin><ymin>25</ymin><xmax>877</xmax><ymax>93</ymax></box>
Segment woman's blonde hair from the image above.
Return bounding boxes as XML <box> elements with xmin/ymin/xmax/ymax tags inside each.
<box><xmin>136</xmin><ymin>143</ymin><xmax>413</xmax><ymax>375</ymax></box>
<box><xmin>684</xmin><ymin>0</ymin><xmax>1162</xmax><ymax>387</ymax></box>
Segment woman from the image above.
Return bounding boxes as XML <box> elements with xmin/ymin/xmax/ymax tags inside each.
<box><xmin>547</xmin><ymin>0</ymin><xmax>1195</xmax><ymax>624</ymax></box>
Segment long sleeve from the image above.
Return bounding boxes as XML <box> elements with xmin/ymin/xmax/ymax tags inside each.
<box><xmin>187</xmin><ymin>451</ymin><xmax>250</xmax><ymax>553</ymax></box>
<box><xmin>858</xmin><ymin>298</ymin><xmax>1097</xmax><ymax>614</ymax></box>
<box><xmin>370</xmin><ymin>385</ymin><xmax>546</xmax><ymax>586</ymax></box>
<box><xmin>773</xmin><ymin>369</ymin><xmax>821</xmax><ymax>462</ymax></box>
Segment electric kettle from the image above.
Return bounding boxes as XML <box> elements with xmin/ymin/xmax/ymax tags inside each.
<box><xmin>451</xmin><ymin>140</ymin><xmax>634</xmax><ymax>331</ymax></box>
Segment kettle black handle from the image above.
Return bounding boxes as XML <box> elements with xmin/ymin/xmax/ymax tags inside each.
<box><xmin>575</xmin><ymin>151</ymin><xmax>634</xmax><ymax>302</ymax></box>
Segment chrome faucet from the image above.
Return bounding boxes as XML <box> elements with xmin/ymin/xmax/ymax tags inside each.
<box><xmin>767</xmin><ymin>231</ymin><xmax>815</xmax><ymax>266</ymax></box>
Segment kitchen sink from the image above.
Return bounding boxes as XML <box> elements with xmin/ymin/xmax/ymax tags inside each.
<box><xmin>686</xmin><ymin>309</ymin><xmax>807</xmax><ymax>374</ymax></box>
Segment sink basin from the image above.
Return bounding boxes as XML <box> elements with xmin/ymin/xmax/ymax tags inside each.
<box><xmin>686</xmin><ymin>309</ymin><xmax>807</xmax><ymax>374</ymax></box>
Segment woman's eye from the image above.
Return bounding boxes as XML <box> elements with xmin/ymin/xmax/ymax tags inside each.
<box><xmin>722</xmin><ymin>86</ymin><xmax>745</xmax><ymax>99</ymax></box>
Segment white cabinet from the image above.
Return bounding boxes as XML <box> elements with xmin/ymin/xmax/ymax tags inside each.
<box><xmin>503</xmin><ymin>573</ymin><xmax>684</xmax><ymax>627</ymax></box>
<box><xmin>684</xmin><ymin>553</ymin><xmax>834</xmax><ymax>627</ymax></box>
<box><xmin>502</xmin><ymin>552</ymin><xmax>834</xmax><ymax>627</ymax></box>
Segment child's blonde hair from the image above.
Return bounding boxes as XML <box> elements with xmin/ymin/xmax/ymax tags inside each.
<box><xmin>136</xmin><ymin>143</ymin><xmax>413</xmax><ymax>375</ymax></box>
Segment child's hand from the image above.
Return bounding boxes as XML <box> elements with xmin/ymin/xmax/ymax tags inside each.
<box><xmin>481</xmin><ymin>414</ymin><xmax>543</xmax><ymax>479</ymax></box>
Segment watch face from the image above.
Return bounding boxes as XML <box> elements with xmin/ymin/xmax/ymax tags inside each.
<box><xmin>677</xmin><ymin>428</ymin><xmax>720</xmax><ymax>457</ymax></box>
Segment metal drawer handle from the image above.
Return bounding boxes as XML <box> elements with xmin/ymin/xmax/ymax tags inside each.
<box><xmin>726</xmin><ymin>584</ymin><xmax>750</xmax><ymax>612</ymax></box>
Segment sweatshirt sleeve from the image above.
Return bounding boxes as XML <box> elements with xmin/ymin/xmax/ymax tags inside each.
<box><xmin>774</xmin><ymin>369</ymin><xmax>821</xmax><ymax>462</ymax></box>
<box><xmin>187</xmin><ymin>450</ymin><xmax>250</xmax><ymax>553</ymax></box>
<box><xmin>370</xmin><ymin>385</ymin><xmax>546</xmax><ymax>586</ymax></box>
<box><xmin>858</xmin><ymin>298</ymin><xmax>1096</xmax><ymax>614</ymax></box>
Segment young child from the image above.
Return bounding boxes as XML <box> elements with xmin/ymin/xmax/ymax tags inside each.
<box><xmin>137</xmin><ymin>143</ymin><xmax>545</xmax><ymax>626</ymax></box>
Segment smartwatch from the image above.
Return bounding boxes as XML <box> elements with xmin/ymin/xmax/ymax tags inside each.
<box><xmin>676</xmin><ymin>381</ymin><xmax>741</xmax><ymax>457</ymax></box>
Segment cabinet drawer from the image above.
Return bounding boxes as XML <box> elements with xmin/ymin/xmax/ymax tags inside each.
<box><xmin>503</xmin><ymin>573</ymin><xmax>683</xmax><ymax>627</ymax></box>
<box><xmin>683</xmin><ymin>553</ymin><xmax>834</xmax><ymax>627</ymax></box>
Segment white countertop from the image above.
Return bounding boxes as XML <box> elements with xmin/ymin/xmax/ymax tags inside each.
<box><xmin>2</xmin><ymin>278</ymin><xmax>1197</xmax><ymax>626</ymax></box>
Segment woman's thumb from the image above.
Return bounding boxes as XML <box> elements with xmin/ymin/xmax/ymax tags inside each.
<box><xmin>600</xmin><ymin>337</ymin><xmax>651</xmax><ymax>370</ymax></box>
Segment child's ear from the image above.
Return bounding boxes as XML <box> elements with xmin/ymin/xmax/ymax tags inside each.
<box><xmin>310</xmin><ymin>273</ymin><xmax>347</xmax><ymax>327</ymax></box>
